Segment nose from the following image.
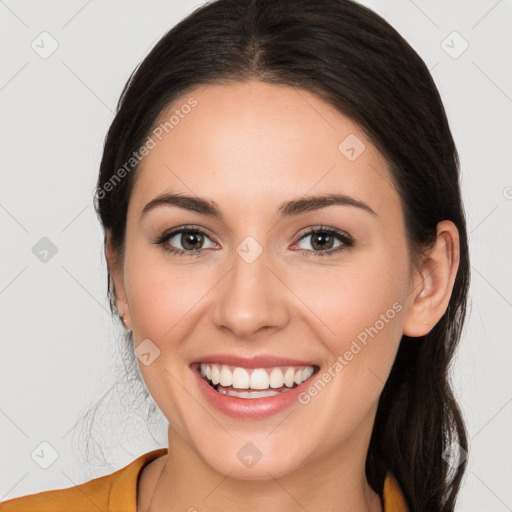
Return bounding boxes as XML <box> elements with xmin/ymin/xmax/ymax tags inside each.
<box><xmin>212</xmin><ymin>244</ymin><xmax>291</xmax><ymax>340</ymax></box>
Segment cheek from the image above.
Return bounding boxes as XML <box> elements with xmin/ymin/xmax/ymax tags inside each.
<box><xmin>307</xmin><ymin>254</ymin><xmax>405</xmax><ymax>323</ymax></box>
<box><xmin>127</xmin><ymin>272</ymin><xmax>176</xmax><ymax>340</ymax></box>
<box><xmin>125</xmin><ymin>232</ymin><xmax>409</xmax><ymax>355</ymax></box>
<box><xmin>291</xmin><ymin>247</ymin><xmax>409</xmax><ymax>377</ymax></box>
<box><xmin>121</xmin><ymin>246</ymin><xmax>213</xmax><ymax>425</ymax></box>
<box><xmin>123</xmin><ymin>243</ymin><xmax>210</xmax><ymax>342</ymax></box>
<box><xmin>289</xmin><ymin>254</ymin><xmax>408</xmax><ymax>445</ymax></box>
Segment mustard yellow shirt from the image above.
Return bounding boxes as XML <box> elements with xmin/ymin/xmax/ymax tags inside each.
<box><xmin>0</xmin><ymin>448</ymin><xmax>408</xmax><ymax>511</ymax></box>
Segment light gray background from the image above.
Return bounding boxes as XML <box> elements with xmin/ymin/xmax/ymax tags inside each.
<box><xmin>1</xmin><ymin>0</ymin><xmax>511</xmax><ymax>510</ymax></box>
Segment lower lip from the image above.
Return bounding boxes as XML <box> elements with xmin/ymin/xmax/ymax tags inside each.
<box><xmin>191</xmin><ymin>366</ymin><xmax>315</xmax><ymax>419</ymax></box>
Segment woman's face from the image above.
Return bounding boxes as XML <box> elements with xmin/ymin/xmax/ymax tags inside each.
<box><xmin>111</xmin><ymin>80</ymin><xmax>421</xmax><ymax>479</ymax></box>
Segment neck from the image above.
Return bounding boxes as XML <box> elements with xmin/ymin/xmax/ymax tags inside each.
<box><xmin>144</xmin><ymin>428</ymin><xmax>383</xmax><ymax>512</ymax></box>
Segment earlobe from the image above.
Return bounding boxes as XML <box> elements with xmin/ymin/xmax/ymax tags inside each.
<box><xmin>403</xmin><ymin>221</ymin><xmax>460</xmax><ymax>337</ymax></box>
<box><xmin>120</xmin><ymin>303</ymin><xmax>132</xmax><ymax>330</ymax></box>
<box><xmin>105</xmin><ymin>230</ymin><xmax>130</xmax><ymax>325</ymax></box>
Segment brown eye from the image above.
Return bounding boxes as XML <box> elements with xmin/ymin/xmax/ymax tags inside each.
<box><xmin>180</xmin><ymin>231</ymin><xmax>205</xmax><ymax>250</ymax></box>
<box><xmin>153</xmin><ymin>226</ymin><xmax>217</xmax><ymax>257</ymax></box>
<box><xmin>294</xmin><ymin>227</ymin><xmax>354</xmax><ymax>258</ymax></box>
<box><xmin>309</xmin><ymin>232</ymin><xmax>336</xmax><ymax>250</ymax></box>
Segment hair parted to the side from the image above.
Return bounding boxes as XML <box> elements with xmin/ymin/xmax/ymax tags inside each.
<box><xmin>76</xmin><ymin>0</ymin><xmax>470</xmax><ymax>509</ymax></box>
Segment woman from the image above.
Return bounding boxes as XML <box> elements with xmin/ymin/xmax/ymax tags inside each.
<box><xmin>0</xmin><ymin>0</ymin><xmax>469</xmax><ymax>510</ymax></box>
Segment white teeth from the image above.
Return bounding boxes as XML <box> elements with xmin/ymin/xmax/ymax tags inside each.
<box><xmin>198</xmin><ymin>363</ymin><xmax>316</xmax><ymax>392</ymax></box>
<box><xmin>219</xmin><ymin>365</ymin><xmax>232</xmax><ymax>386</ymax></box>
<box><xmin>216</xmin><ymin>386</ymin><xmax>285</xmax><ymax>399</ymax></box>
<box><xmin>269</xmin><ymin>368</ymin><xmax>284</xmax><ymax>388</ymax></box>
<box><xmin>211</xmin><ymin>364</ymin><xmax>220</xmax><ymax>385</ymax></box>
<box><xmin>225</xmin><ymin>387</ymin><xmax>281</xmax><ymax>399</ymax></box>
<box><xmin>232</xmin><ymin>367</ymin><xmax>250</xmax><ymax>389</ymax></box>
<box><xmin>302</xmin><ymin>366</ymin><xmax>314</xmax><ymax>381</ymax></box>
<box><xmin>284</xmin><ymin>367</ymin><xmax>295</xmax><ymax>387</ymax></box>
<box><xmin>250</xmin><ymin>368</ymin><xmax>269</xmax><ymax>389</ymax></box>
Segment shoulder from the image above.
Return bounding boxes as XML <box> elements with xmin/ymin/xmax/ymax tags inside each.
<box><xmin>0</xmin><ymin>470</ymin><xmax>114</xmax><ymax>512</ymax></box>
<box><xmin>382</xmin><ymin>472</ymin><xmax>409</xmax><ymax>512</ymax></box>
<box><xmin>0</xmin><ymin>448</ymin><xmax>168</xmax><ymax>512</ymax></box>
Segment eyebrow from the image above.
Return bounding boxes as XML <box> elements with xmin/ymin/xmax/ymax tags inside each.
<box><xmin>140</xmin><ymin>192</ymin><xmax>376</xmax><ymax>219</ymax></box>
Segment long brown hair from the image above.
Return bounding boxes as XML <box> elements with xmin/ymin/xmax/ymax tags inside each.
<box><xmin>88</xmin><ymin>1</ymin><xmax>470</xmax><ymax>509</ymax></box>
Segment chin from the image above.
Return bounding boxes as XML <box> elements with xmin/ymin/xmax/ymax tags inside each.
<box><xmin>193</xmin><ymin>434</ymin><xmax>309</xmax><ymax>480</ymax></box>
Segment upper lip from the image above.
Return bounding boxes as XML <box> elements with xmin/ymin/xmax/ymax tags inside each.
<box><xmin>191</xmin><ymin>353</ymin><xmax>317</xmax><ymax>369</ymax></box>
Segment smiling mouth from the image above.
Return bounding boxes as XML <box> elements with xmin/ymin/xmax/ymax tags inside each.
<box><xmin>195</xmin><ymin>362</ymin><xmax>319</xmax><ymax>399</ymax></box>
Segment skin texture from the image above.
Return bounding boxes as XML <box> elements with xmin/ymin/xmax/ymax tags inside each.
<box><xmin>106</xmin><ymin>80</ymin><xmax>460</xmax><ymax>512</ymax></box>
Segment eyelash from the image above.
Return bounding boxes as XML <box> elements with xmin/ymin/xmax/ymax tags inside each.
<box><xmin>152</xmin><ymin>225</ymin><xmax>355</xmax><ymax>258</ymax></box>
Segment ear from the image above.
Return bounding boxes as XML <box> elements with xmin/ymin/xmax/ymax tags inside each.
<box><xmin>105</xmin><ymin>230</ymin><xmax>131</xmax><ymax>329</ymax></box>
<box><xmin>403</xmin><ymin>220</ymin><xmax>460</xmax><ymax>337</ymax></box>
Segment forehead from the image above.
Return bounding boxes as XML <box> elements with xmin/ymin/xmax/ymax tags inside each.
<box><xmin>129</xmin><ymin>80</ymin><xmax>401</xmax><ymax>220</ymax></box>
